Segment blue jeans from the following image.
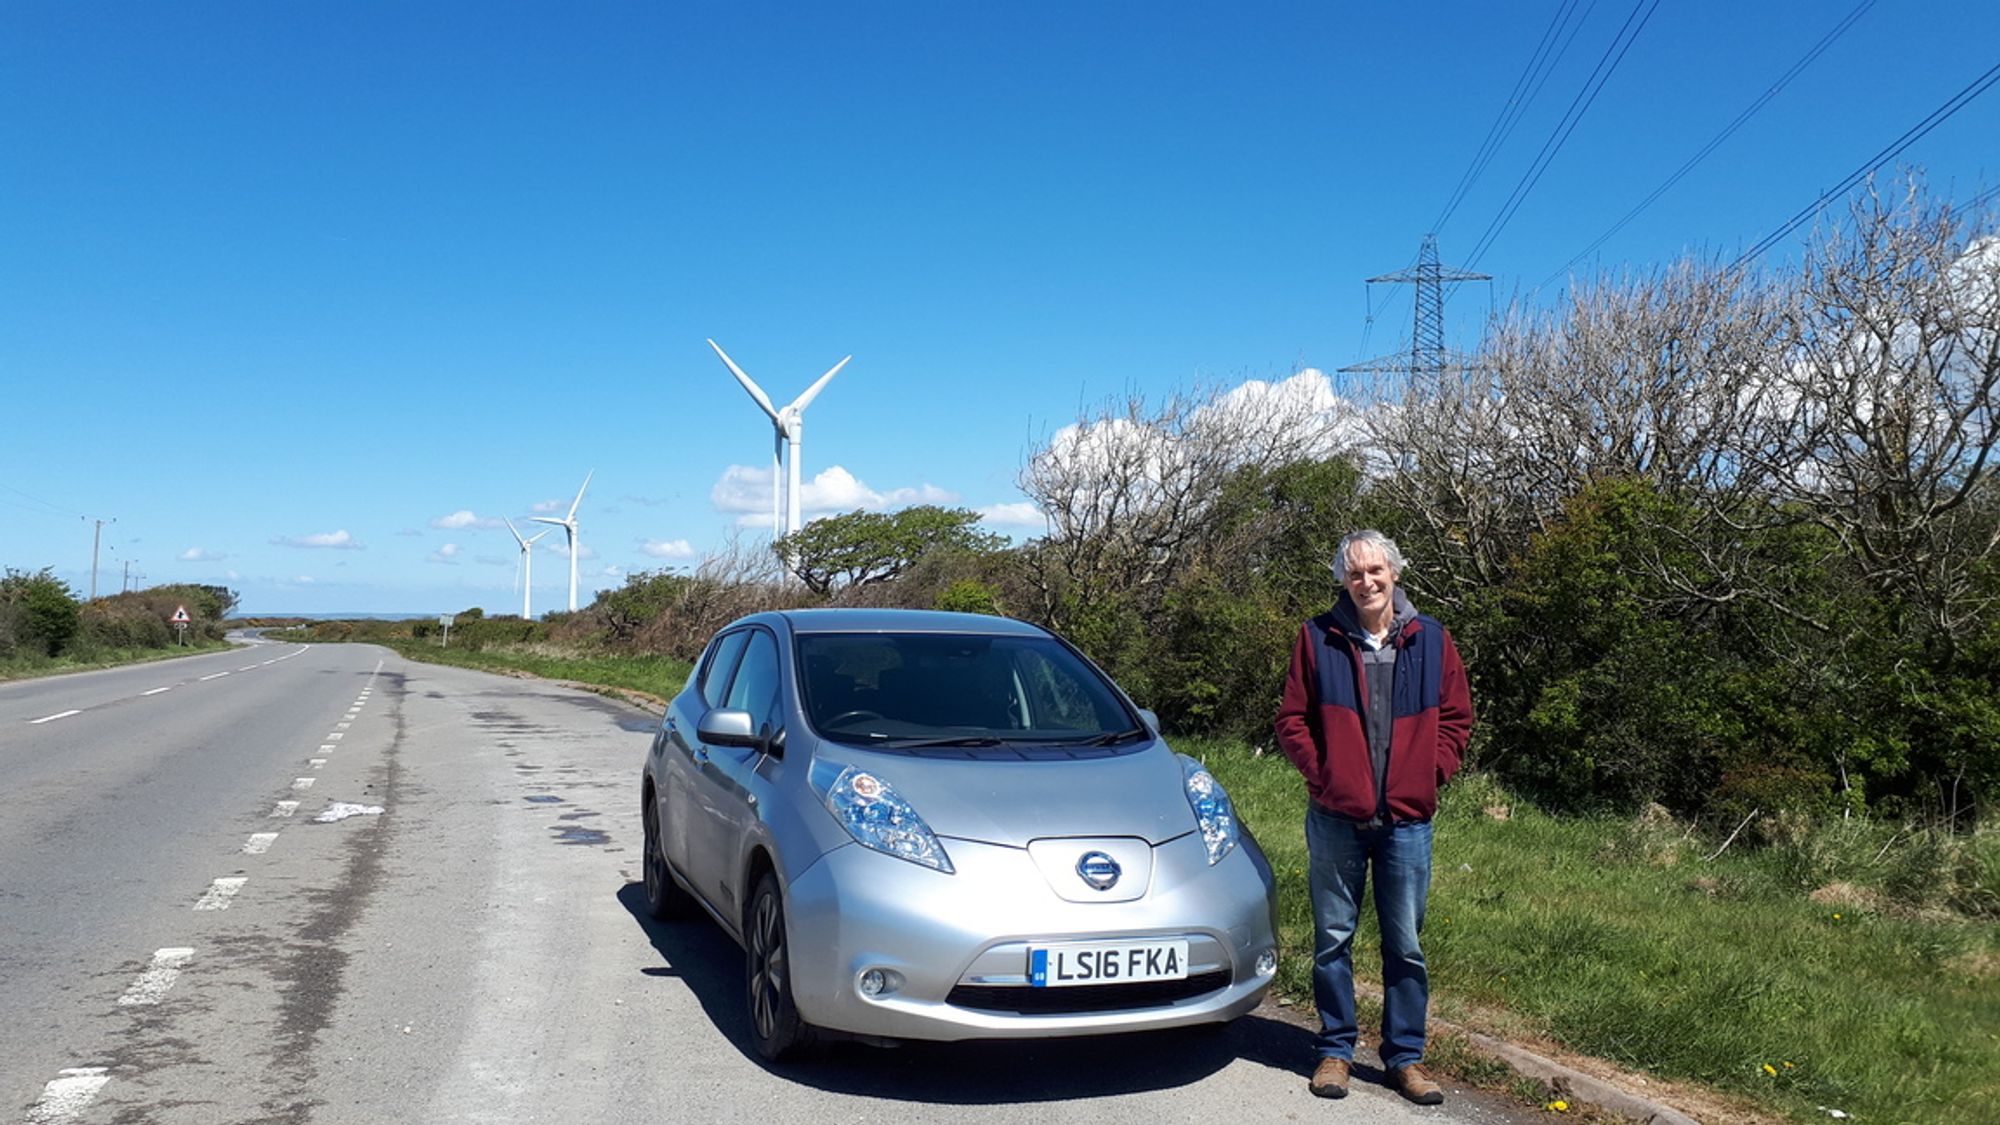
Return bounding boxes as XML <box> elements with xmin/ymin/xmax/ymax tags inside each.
<box><xmin>1305</xmin><ymin>805</ymin><xmax>1433</xmax><ymax>1069</ymax></box>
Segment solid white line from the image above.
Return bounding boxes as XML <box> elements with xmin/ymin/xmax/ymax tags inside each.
<box><xmin>261</xmin><ymin>660</ymin><xmax>276</xmax><ymax>666</ymax></box>
<box><xmin>27</xmin><ymin>1066</ymin><xmax>110</xmax><ymax>1124</ymax></box>
<box><xmin>271</xmin><ymin>801</ymin><xmax>299</xmax><ymax>818</ymax></box>
<box><xmin>292</xmin><ymin>777</ymin><xmax>315</xmax><ymax>790</ymax></box>
<box><xmin>118</xmin><ymin>948</ymin><xmax>195</xmax><ymax>1006</ymax></box>
<box><xmin>141</xmin><ymin>687</ymin><xmax>171</xmax><ymax>696</ymax></box>
<box><xmin>28</xmin><ymin>710</ymin><xmax>82</xmax><ymax>724</ymax></box>
<box><xmin>244</xmin><ymin>832</ymin><xmax>278</xmax><ymax>854</ymax></box>
<box><xmin>198</xmin><ymin>672</ymin><xmax>229</xmax><ymax>681</ymax></box>
<box><xmin>193</xmin><ymin>877</ymin><xmax>247</xmax><ymax>911</ymax></box>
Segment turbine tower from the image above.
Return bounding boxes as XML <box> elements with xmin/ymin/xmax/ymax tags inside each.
<box><xmin>503</xmin><ymin>517</ymin><xmax>550</xmax><ymax>619</ymax></box>
<box><xmin>707</xmin><ymin>339</ymin><xmax>852</xmax><ymax>536</ymax></box>
<box><xmin>529</xmin><ymin>471</ymin><xmax>592</xmax><ymax>612</ymax></box>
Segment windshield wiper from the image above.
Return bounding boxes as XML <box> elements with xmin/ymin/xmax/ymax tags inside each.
<box><xmin>870</xmin><ymin>736</ymin><xmax>1008</xmax><ymax>749</ymax></box>
<box><xmin>1064</xmin><ymin>728</ymin><xmax>1150</xmax><ymax>747</ymax></box>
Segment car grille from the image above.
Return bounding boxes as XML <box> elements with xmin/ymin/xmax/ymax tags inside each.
<box><xmin>947</xmin><ymin>969</ymin><xmax>1232</xmax><ymax>1014</ymax></box>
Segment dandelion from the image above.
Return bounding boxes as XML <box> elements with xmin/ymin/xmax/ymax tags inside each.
<box><xmin>1545</xmin><ymin>1099</ymin><xmax>1569</xmax><ymax>1112</ymax></box>
<box><xmin>1783</xmin><ymin>1061</ymin><xmax>1795</xmax><ymax>1069</ymax></box>
<box><xmin>1832</xmin><ymin>912</ymin><xmax>1843</xmax><ymax>920</ymax></box>
<box><xmin>1762</xmin><ymin>1064</ymin><xmax>1778</xmax><ymax>1077</ymax></box>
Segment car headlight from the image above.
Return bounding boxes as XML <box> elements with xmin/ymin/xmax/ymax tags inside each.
<box><xmin>811</xmin><ymin>761</ymin><xmax>955</xmax><ymax>874</ymax></box>
<box><xmin>1178</xmin><ymin>753</ymin><xmax>1239</xmax><ymax>865</ymax></box>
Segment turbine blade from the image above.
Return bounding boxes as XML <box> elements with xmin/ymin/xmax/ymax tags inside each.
<box><xmin>504</xmin><ymin>517</ymin><xmax>528</xmax><ymax>549</ymax></box>
<box><xmin>528</xmin><ymin>516</ymin><xmax>566</xmax><ymax>528</ymax></box>
<box><xmin>708</xmin><ymin>339</ymin><xmax>781</xmax><ymax>421</ymax></box>
<box><xmin>788</xmin><ymin>355</ymin><xmax>852</xmax><ymax>412</ymax></box>
<box><xmin>527</xmin><ymin>529</ymin><xmax>550</xmax><ymax>544</ymax></box>
<box><xmin>566</xmin><ymin>470</ymin><xmax>593</xmax><ymax>521</ymax></box>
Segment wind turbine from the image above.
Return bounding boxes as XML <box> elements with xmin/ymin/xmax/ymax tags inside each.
<box><xmin>530</xmin><ymin>471</ymin><xmax>592</xmax><ymax>612</ymax></box>
<box><xmin>504</xmin><ymin>517</ymin><xmax>551</xmax><ymax>619</ymax></box>
<box><xmin>707</xmin><ymin>339</ymin><xmax>852</xmax><ymax>536</ymax></box>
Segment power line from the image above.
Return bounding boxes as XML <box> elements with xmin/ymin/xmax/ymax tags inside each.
<box><xmin>1461</xmin><ymin>0</ymin><xmax>1664</xmax><ymax>273</ymax></box>
<box><xmin>1433</xmin><ymin>0</ymin><xmax>1598</xmax><ymax>234</ymax></box>
<box><xmin>1730</xmin><ymin>58</ymin><xmax>2000</xmax><ymax>269</ymax></box>
<box><xmin>1540</xmin><ymin>0</ymin><xmax>1875</xmax><ymax>288</ymax></box>
<box><xmin>1</xmin><ymin>483</ymin><xmax>82</xmax><ymax>519</ymax></box>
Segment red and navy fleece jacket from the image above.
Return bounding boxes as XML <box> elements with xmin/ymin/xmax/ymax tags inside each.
<box><xmin>1274</xmin><ymin>606</ymin><xmax>1474</xmax><ymax>823</ymax></box>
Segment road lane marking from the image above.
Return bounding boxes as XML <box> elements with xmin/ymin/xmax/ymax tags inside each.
<box><xmin>198</xmin><ymin>672</ymin><xmax>229</xmax><ymax>681</ymax></box>
<box><xmin>27</xmin><ymin>1066</ymin><xmax>109</xmax><ymax>1123</ymax></box>
<box><xmin>271</xmin><ymin>801</ymin><xmax>299</xmax><ymax>817</ymax></box>
<box><xmin>335</xmin><ymin>721</ymin><xmax>350</xmax><ymax>730</ymax></box>
<box><xmin>292</xmin><ymin>777</ymin><xmax>315</xmax><ymax>790</ymax></box>
<box><xmin>309</xmin><ymin>758</ymin><xmax>326</xmax><ymax>768</ymax></box>
<box><xmin>326</xmin><ymin>732</ymin><xmax>344</xmax><ymax>741</ymax></box>
<box><xmin>261</xmin><ymin>660</ymin><xmax>276</xmax><ymax>665</ymax></box>
<box><xmin>118</xmin><ymin>948</ymin><xmax>195</xmax><ymax>1006</ymax></box>
<box><xmin>141</xmin><ymin>687</ymin><xmax>171</xmax><ymax>696</ymax></box>
<box><xmin>28</xmin><ymin>710</ymin><xmax>82</xmax><ymax>724</ymax></box>
<box><xmin>193</xmin><ymin>877</ymin><xmax>247</xmax><ymax>910</ymax></box>
<box><xmin>244</xmin><ymin>833</ymin><xmax>278</xmax><ymax>854</ymax></box>
<box><xmin>319</xmin><ymin>743</ymin><xmax>336</xmax><ymax>751</ymax></box>
<box><xmin>238</xmin><ymin>665</ymin><xmax>257</xmax><ymax>672</ymax></box>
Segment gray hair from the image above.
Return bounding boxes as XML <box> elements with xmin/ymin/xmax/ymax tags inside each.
<box><xmin>1334</xmin><ymin>530</ymin><xmax>1406</xmax><ymax>579</ymax></box>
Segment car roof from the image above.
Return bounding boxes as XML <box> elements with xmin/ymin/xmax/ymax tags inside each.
<box><xmin>770</xmin><ymin>607</ymin><xmax>1049</xmax><ymax>638</ymax></box>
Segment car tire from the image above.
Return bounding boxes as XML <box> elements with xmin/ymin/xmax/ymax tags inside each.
<box><xmin>641</xmin><ymin>791</ymin><xmax>691</xmax><ymax>921</ymax></box>
<box><xmin>745</xmin><ymin>873</ymin><xmax>816</xmax><ymax>1062</ymax></box>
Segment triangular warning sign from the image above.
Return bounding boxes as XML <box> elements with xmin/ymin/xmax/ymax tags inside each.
<box><xmin>171</xmin><ymin>606</ymin><xmax>191</xmax><ymax>623</ymax></box>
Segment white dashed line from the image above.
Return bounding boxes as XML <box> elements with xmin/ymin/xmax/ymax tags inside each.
<box><xmin>261</xmin><ymin>660</ymin><xmax>276</xmax><ymax>666</ymax></box>
<box><xmin>326</xmin><ymin>733</ymin><xmax>344</xmax><ymax>741</ymax></box>
<box><xmin>193</xmin><ymin>877</ymin><xmax>247</xmax><ymax>911</ymax></box>
<box><xmin>198</xmin><ymin>672</ymin><xmax>229</xmax><ymax>682</ymax></box>
<box><xmin>335</xmin><ymin>722</ymin><xmax>350</xmax><ymax>730</ymax></box>
<box><xmin>141</xmin><ymin>687</ymin><xmax>171</xmax><ymax>696</ymax></box>
<box><xmin>319</xmin><ymin>744</ymin><xmax>336</xmax><ymax>752</ymax></box>
<box><xmin>244</xmin><ymin>833</ymin><xmax>278</xmax><ymax>854</ymax></box>
<box><xmin>309</xmin><ymin>758</ymin><xmax>326</xmax><ymax>768</ymax></box>
<box><xmin>29</xmin><ymin>710</ymin><xmax>82</xmax><ymax>725</ymax></box>
<box><xmin>27</xmin><ymin>1066</ymin><xmax>110</xmax><ymax>1123</ymax></box>
<box><xmin>271</xmin><ymin>801</ymin><xmax>299</xmax><ymax>818</ymax></box>
<box><xmin>118</xmin><ymin>948</ymin><xmax>194</xmax><ymax>1006</ymax></box>
<box><xmin>292</xmin><ymin>777</ymin><xmax>315</xmax><ymax>790</ymax></box>
<box><xmin>237</xmin><ymin>665</ymin><xmax>256</xmax><ymax>672</ymax></box>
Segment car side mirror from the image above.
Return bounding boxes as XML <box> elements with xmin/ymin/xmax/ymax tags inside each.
<box><xmin>1137</xmin><ymin>708</ymin><xmax>1162</xmax><ymax>735</ymax></box>
<box><xmin>697</xmin><ymin>708</ymin><xmax>761</xmax><ymax>749</ymax></box>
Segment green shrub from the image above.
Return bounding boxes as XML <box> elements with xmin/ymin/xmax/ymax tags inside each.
<box><xmin>0</xmin><ymin>568</ymin><xmax>80</xmax><ymax>657</ymax></box>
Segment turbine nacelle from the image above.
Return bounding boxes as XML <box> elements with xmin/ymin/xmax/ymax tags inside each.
<box><xmin>707</xmin><ymin>339</ymin><xmax>851</xmax><ymax>536</ymax></box>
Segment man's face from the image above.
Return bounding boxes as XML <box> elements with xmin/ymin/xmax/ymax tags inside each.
<box><xmin>1342</xmin><ymin>543</ymin><xmax>1398</xmax><ymax>620</ymax></box>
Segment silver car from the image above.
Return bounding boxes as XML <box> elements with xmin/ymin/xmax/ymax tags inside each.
<box><xmin>640</xmin><ymin>608</ymin><xmax>1279</xmax><ymax>1060</ymax></box>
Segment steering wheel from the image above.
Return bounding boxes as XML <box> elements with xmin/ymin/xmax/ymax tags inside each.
<box><xmin>825</xmin><ymin>710</ymin><xmax>883</xmax><ymax>727</ymax></box>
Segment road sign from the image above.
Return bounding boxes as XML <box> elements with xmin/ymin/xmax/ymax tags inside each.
<box><xmin>171</xmin><ymin>605</ymin><xmax>191</xmax><ymax>624</ymax></box>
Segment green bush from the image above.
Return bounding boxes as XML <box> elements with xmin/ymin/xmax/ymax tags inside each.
<box><xmin>0</xmin><ymin>568</ymin><xmax>80</xmax><ymax>657</ymax></box>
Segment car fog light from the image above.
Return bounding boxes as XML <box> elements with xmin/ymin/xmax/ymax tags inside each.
<box><xmin>859</xmin><ymin>968</ymin><xmax>899</xmax><ymax>998</ymax></box>
<box><xmin>1256</xmin><ymin>949</ymin><xmax>1278</xmax><ymax>977</ymax></box>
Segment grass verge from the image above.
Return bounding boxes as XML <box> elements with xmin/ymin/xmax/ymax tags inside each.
<box><xmin>307</xmin><ymin>635</ymin><xmax>693</xmax><ymax>706</ymax></box>
<box><xmin>1182</xmin><ymin>737</ymin><xmax>2000</xmax><ymax>1124</ymax></box>
<box><xmin>0</xmin><ymin>640</ymin><xmax>235</xmax><ymax>682</ymax></box>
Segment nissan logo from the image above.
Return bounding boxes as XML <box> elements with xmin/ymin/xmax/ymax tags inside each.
<box><xmin>1076</xmin><ymin>851</ymin><xmax>1121</xmax><ymax>891</ymax></box>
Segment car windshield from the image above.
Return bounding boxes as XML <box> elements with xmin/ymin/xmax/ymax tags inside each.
<box><xmin>796</xmin><ymin>632</ymin><xmax>1142</xmax><ymax>746</ymax></box>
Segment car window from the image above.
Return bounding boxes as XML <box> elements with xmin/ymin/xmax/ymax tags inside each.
<box><xmin>699</xmin><ymin>630</ymin><xmax>751</xmax><ymax>708</ymax></box>
<box><xmin>723</xmin><ymin>629</ymin><xmax>780</xmax><ymax>730</ymax></box>
<box><xmin>797</xmin><ymin>632</ymin><xmax>1136</xmax><ymax>746</ymax></box>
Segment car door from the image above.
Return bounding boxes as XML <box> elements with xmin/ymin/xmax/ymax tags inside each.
<box><xmin>685</xmin><ymin>626</ymin><xmax>783</xmax><ymax>921</ymax></box>
<box><xmin>661</xmin><ymin>629</ymin><xmax>750</xmax><ymax>900</ymax></box>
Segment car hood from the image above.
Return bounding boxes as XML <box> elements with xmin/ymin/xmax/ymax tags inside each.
<box><xmin>822</xmin><ymin>741</ymin><xmax>1197</xmax><ymax>848</ymax></box>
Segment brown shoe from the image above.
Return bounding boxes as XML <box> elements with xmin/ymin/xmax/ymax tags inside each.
<box><xmin>1392</xmin><ymin>1063</ymin><xmax>1445</xmax><ymax>1105</ymax></box>
<box><xmin>1308</xmin><ymin>1057</ymin><xmax>1351</xmax><ymax>1099</ymax></box>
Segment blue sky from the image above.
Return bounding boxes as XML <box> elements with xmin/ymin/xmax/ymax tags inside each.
<box><xmin>4</xmin><ymin>1</ymin><xmax>1997</xmax><ymax>615</ymax></box>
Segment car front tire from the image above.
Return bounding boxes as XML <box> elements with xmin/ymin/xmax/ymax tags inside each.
<box><xmin>745</xmin><ymin>873</ymin><xmax>816</xmax><ymax>1061</ymax></box>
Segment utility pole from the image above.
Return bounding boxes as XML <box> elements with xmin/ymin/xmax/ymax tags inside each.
<box><xmin>86</xmin><ymin>516</ymin><xmax>115</xmax><ymax>600</ymax></box>
<box><xmin>1338</xmin><ymin>234</ymin><xmax>1491</xmax><ymax>381</ymax></box>
<box><xmin>123</xmin><ymin>559</ymin><xmax>132</xmax><ymax>593</ymax></box>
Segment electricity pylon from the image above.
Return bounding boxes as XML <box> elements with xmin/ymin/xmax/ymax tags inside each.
<box><xmin>1338</xmin><ymin>234</ymin><xmax>1490</xmax><ymax>379</ymax></box>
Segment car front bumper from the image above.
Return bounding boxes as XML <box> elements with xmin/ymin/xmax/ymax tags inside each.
<box><xmin>782</xmin><ymin>830</ymin><xmax>1279</xmax><ymax>1042</ymax></box>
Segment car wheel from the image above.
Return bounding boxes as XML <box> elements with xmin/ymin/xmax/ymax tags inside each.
<box><xmin>745</xmin><ymin>873</ymin><xmax>816</xmax><ymax>1061</ymax></box>
<box><xmin>641</xmin><ymin>791</ymin><xmax>690</xmax><ymax>920</ymax></box>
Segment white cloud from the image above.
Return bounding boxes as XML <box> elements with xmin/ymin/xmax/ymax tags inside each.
<box><xmin>641</xmin><ymin>538</ymin><xmax>696</xmax><ymax>559</ymax></box>
<box><xmin>541</xmin><ymin>541</ymin><xmax>597</xmax><ymax>560</ymax></box>
<box><xmin>530</xmin><ymin>498</ymin><xmax>565</xmax><ymax>514</ymax></box>
<box><xmin>600</xmin><ymin>565</ymin><xmax>625</xmax><ymax>578</ymax></box>
<box><xmin>977</xmin><ymin>502</ymin><xmax>1046</xmax><ymax>528</ymax></box>
<box><xmin>178</xmin><ymin>547</ymin><xmax>225</xmax><ymax>562</ymax></box>
<box><xmin>273</xmin><ymin>530</ymin><xmax>362</xmax><ymax>550</ymax></box>
<box><xmin>427</xmin><ymin>543</ymin><xmax>462</xmax><ymax>565</ymax></box>
<box><xmin>712</xmin><ymin>464</ymin><xmax>962</xmax><ymax>528</ymax></box>
<box><xmin>225</xmin><ymin>569</ymin><xmax>241</xmax><ymax>580</ymax></box>
<box><xmin>430</xmin><ymin>510</ymin><xmax>504</xmax><ymax>531</ymax></box>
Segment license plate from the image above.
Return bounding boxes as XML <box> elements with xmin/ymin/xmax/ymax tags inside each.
<box><xmin>1028</xmin><ymin>939</ymin><xmax>1190</xmax><ymax>987</ymax></box>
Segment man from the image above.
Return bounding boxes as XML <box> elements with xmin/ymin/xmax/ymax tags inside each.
<box><xmin>1274</xmin><ymin>530</ymin><xmax>1473</xmax><ymax>1104</ymax></box>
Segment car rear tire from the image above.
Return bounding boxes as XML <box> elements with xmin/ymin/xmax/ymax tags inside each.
<box><xmin>745</xmin><ymin>873</ymin><xmax>816</xmax><ymax>1061</ymax></box>
<box><xmin>641</xmin><ymin>791</ymin><xmax>691</xmax><ymax>921</ymax></box>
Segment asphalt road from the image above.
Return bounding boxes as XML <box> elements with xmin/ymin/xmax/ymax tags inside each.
<box><xmin>2</xmin><ymin>639</ymin><xmax>1536</xmax><ymax>1124</ymax></box>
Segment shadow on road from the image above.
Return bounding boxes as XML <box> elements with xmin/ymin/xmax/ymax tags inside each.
<box><xmin>615</xmin><ymin>882</ymin><xmax>1314</xmax><ymax>1104</ymax></box>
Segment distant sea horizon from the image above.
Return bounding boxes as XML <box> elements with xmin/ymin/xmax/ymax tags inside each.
<box><xmin>231</xmin><ymin>611</ymin><xmax>452</xmax><ymax>621</ymax></box>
